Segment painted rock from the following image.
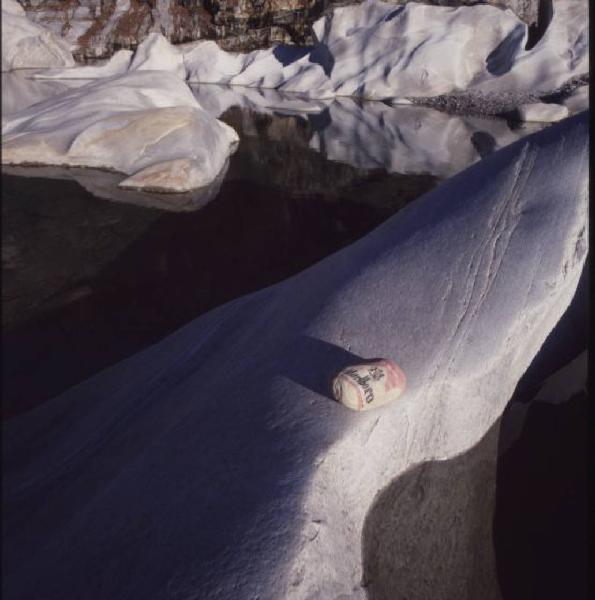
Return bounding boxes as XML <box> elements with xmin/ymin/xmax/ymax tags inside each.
<box><xmin>332</xmin><ymin>359</ymin><xmax>406</xmax><ymax>411</ymax></box>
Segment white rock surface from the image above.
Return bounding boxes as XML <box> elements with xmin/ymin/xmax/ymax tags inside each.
<box><xmin>2</xmin><ymin>113</ymin><xmax>588</xmax><ymax>599</ymax></box>
<box><xmin>518</xmin><ymin>102</ymin><xmax>569</xmax><ymax>122</ymax></box>
<box><xmin>183</xmin><ymin>40</ymin><xmax>245</xmax><ymax>83</ymax></box>
<box><xmin>1</xmin><ymin>0</ymin><xmax>75</xmax><ymax>71</ymax></box>
<box><xmin>33</xmin><ymin>50</ymin><xmax>133</xmax><ymax>80</ymax></box>
<box><xmin>182</xmin><ymin>0</ymin><xmax>588</xmax><ymax>102</ymax></box>
<box><xmin>471</xmin><ymin>0</ymin><xmax>589</xmax><ymax>94</ymax></box>
<box><xmin>190</xmin><ymin>83</ymin><xmax>332</xmax><ymax>117</ymax></box>
<box><xmin>561</xmin><ymin>85</ymin><xmax>589</xmax><ymax>114</ymax></box>
<box><xmin>1</xmin><ymin>71</ymin><xmax>239</xmax><ymax>192</ymax></box>
<box><xmin>19</xmin><ymin>1</ymin><xmax>585</xmax><ymax>104</ymax></box>
<box><xmin>499</xmin><ymin>350</ymin><xmax>587</xmax><ymax>454</ymax></box>
<box><xmin>184</xmin><ymin>2</ymin><xmax>523</xmax><ymax>98</ymax></box>
<box><xmin>31</xmin><ymin>34</ymin><xmax>185</xmax><ymax>80</ymax></box>
<box><xmin>1</xmin><ymin>71</ymin><xmax>87</xmax><ymax>117</ymax></box>
<box><xmin>128</xmin><ymin>32</ymin><xmax>186</xmax><ymax>80</ymax></box>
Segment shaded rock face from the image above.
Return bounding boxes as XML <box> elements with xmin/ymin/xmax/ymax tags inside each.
<box><xmin>18</xmin><ymin>0</ymin><xmax>541</xmax><ymax>59</ymax></box>
<box><xmin>362</xmin><ymin>421</ymin><xmax>502</xmax><ymax>600</ymax></box>
<box><xmin>362</xmin><ymin>261</ymin><xmax>588</xmax><ymax>600</ymax></box>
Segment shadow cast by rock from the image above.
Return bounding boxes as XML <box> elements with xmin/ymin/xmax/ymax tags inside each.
<box><xmin>362</xmin><ymin>422</ymin><xmax>502</xmax><ymax>600</ymax></box>
<box><xmin>280</xmin><ymin>335</ymin><xmax>365</xmax><ymax>399</ymax></box>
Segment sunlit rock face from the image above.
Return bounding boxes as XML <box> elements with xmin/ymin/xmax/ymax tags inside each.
<box><xmin>2</xmin><ymin>0</ymin><xmax>74</xmax><ymax>71</ymax></box>
<box><xmin>2</xmin><ymin>113</ymin><xmax>588</xmax><ymax>600</ymax></box>
<box><xmin>17</xmin><ymin>0</ymin><xmax>542</xmax><ymax>59</ymax></box>
<box><xmin>1</xmin><ymin>71</ymin><xmax>239</xmax><ymax>192</ymax></box>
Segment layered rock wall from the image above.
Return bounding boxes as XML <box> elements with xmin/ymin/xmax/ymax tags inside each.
<box><xmin>17</xmin><ymin>0</ymin><xmax>542</xmax><ymax>58</ymax></box>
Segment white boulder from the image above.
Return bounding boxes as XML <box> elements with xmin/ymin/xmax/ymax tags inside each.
<box><xmin>472</xmin><ymin>0</ymin><xmax>589</xmax><ymax>95</ymax></box>
<box><xmin>2</xmin><ymin>71</ymin><xmax>239</xmax><ymax>192</ymax></box>
<box><xmin>184</xmin><ymin>2</ymin><xmax>525</xmax><ymax>99</ymax></box>
<box><xmin>1</xmin><ymin>71</ymin><xmax>87</xmax><ymax>117</ymax></box>
<box><xmin>1</xmin><ymin>0</ymin><xmax>75</xmax><ymax>71</ymax></box>
<box><xmin>182</xmin><ymin>0</ymin><xmax>588</xmax><ymax>102</ymax></box>
<box><xmin>2</xmin><ymin>112</ymin><xmax>588</xmax><ymax>599</ymax></box>
<box><xmin>183</xmin><ymin>40</ymin><xmax>245</xmax><ymax>83</ymax></box>
<box><xmin>32</xmin><ymin>50</ymin><xmax>133</xmax><ymax>80</ymax></box>
<box><xmin>128</xmin><ymin>32</ymin><xmax>186</xmax><ymax>80</ymax></box>
<box><xmin>24</xmin><ymin>1</ymin><xmax>585</xmax><ymax>104</ymax></box>
<box><xmin>561</xmin><ymin>85</ymin><xmax>589</xmax><ymax>114</ymax></box>
<box><xmin>517</xmin><ymin>102</ymin><xmax>570</xmax><ymax>122</ymax></box>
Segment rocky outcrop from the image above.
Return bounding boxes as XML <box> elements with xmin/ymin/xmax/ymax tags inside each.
<box><xmin>2</xmin><ymin>0</ymin><xmax>74</xmax><ymax>70</ymax></box>
<box><xmin>2</xmin><ymin>69</ymin><xmax>239</xmax><ymax>192</ymax></box>
<box><xmin>2</xmin><ymin>111</ymin><xmax>588</xmax><ymax>600</ymax></box>
<box><xmin>17</xmin><ymin>0</ymin><xmax>543</xmax><ymax>59</ymax></box>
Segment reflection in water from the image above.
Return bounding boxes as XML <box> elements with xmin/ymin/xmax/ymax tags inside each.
<box><xmin>2</xmin><ymin>72</ymin><xmax>545</xmax><ymax>185</ymax></box>
<box><xmin>2</xmin><ymin>80</ymin><xmax>548</xmax><ymax>416</ymax></box>
<box><xmin>2</xmin><ymin>162</ymin><xmax>229</xmax><ymax>212</ymax></box>
<box><xmin>192</xmin><ymin>84</ymin><xmax>546</xmax><ymax>178</ymax></box>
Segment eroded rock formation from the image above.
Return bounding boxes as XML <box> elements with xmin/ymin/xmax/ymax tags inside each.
<box><xmin>17</xmin><ymin>0</ymin><xmax>543</xmax><ymax>59</ymax></box>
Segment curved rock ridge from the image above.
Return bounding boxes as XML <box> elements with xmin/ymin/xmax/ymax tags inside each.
<box><xmin>183</xmin><ymin>2</ymin><xmax>531</xmax><ymax>97</ymax></box>
<box><xmin>183</xmin><ymin>0</ymin><xmax>588</xmax><ymax>104</ymax></box>
<box><xmin>29</xmin><ymin>0</ymin><xmax>588</xmax><ymax>121</ymax></box>
<box><xmin>1</xmin><ymin>70</ymin><xmax>239</xmax><ymax>192</ymax></box>
<box><xmin>2</xmin><ymin>0</ymin><xmax>74</xmax><ymax>71</ymax></box>
<box><xmin>2</xmin><ymin>112</ymin><xmax>588</xmax><ymax>599</ymax></box>
<box><xmin>16</xmin><ymin>0</ymin><xmax>542</xmax><ymax>59</ymax></box>
<box><xmin>469</xmin><ymin>0</ymin><xmax>588</xmax><ymax>94</ymax></box>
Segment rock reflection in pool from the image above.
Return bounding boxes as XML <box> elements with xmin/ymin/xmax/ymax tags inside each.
<box><xmin>1</xmin><ymin>100</ymin><xmax>541</xmax><ymax>417</ymax></box>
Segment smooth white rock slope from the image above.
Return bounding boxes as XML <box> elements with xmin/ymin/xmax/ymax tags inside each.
<box><xmin>471</xmin><ymin>0</ymin><xmax>589</xmax><ymax>94</ymax></box>
<box><xmin>2</xmin><ymin>112</ymin><xmax>588</xmax><ymax>599</ymax></box>
<box><xmin>183</xmin><ymin>0</ymin><xmax>588</xmax><ymax>105</ymax></box>
<box><xmin>30</xmin><ymin>0</ymin><xmax>587</xmax><ymax>110</ymax></box>
<box><xmin>1</xmin><ymin>0</ymin><xmax>74</xmax><ymax>71</ymax></box>
<box><xmin>1</xmin><ymin>70</ymin><xmax>239</xmax><ymax>192</ymax></box>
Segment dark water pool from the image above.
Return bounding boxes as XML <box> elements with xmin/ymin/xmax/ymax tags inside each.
<box><xmin>1</xmin><ymin>98</ymin><xmax>542</xmax><ymax>417</ymax></box>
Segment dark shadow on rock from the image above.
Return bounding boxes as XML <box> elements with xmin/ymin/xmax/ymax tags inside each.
<box><xmin>471</xmin><ymin>131</ymin><xmax>497</xmax><ymax>159</ymax></box>
<box><xmin>490</xmin><ymin>253</ymin><xmax>589</xmax><ymax>599</ymax></box>
<box><xmin>362</xmin><ymin>421</ymin><xmax>502</xmax><ymax>600</ymax></box>
<box><xmin>493</xmin><ymin>388</ymin><xmax>588</xmax><ymax>599</ymax></box>
<box><xmin>307</xmin><ymin>106</ymin><xmax>332</xmax><ymax>132</ymax></box>
<box><xmin>511</xmin><ymin>258</ymin><xmax>588</xmax><ymax>404</ymax></box>
<box><xmin>362</xmin><ymin>255</ymin><xmax>589</xmax><ymax>599</ymax></box>
<box><xmin>384</xmin><ymin>6</ymin><xmax>405</xmax><ymax>22</ymax></box>
<box><xmin>492</xmin><ymin>266</ymin><xmax>589</xmax><ymax>598</ymax></box>
<box><xmin>486</xmin><ymin>23</ymin><xmax>527</xmax><ymax>76</ymax></box>
<box><xmin>273</xmin><ymin>45</ymin><xmax>311</xmax><ymax>67</ymax></box>
<box><xmin>526</xmin><ymin>0</ymin><xmax>554</xmax><ymax>50</ymax></box>
<box><xmin>309</xmin><ymin>43</ymin><xmax>335</xmax><ymax>77</ymax></box>
<box><xmin>280</xmin><ymin>335</ymin><xmax>364</xmax><ymax>399</ymax></box>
